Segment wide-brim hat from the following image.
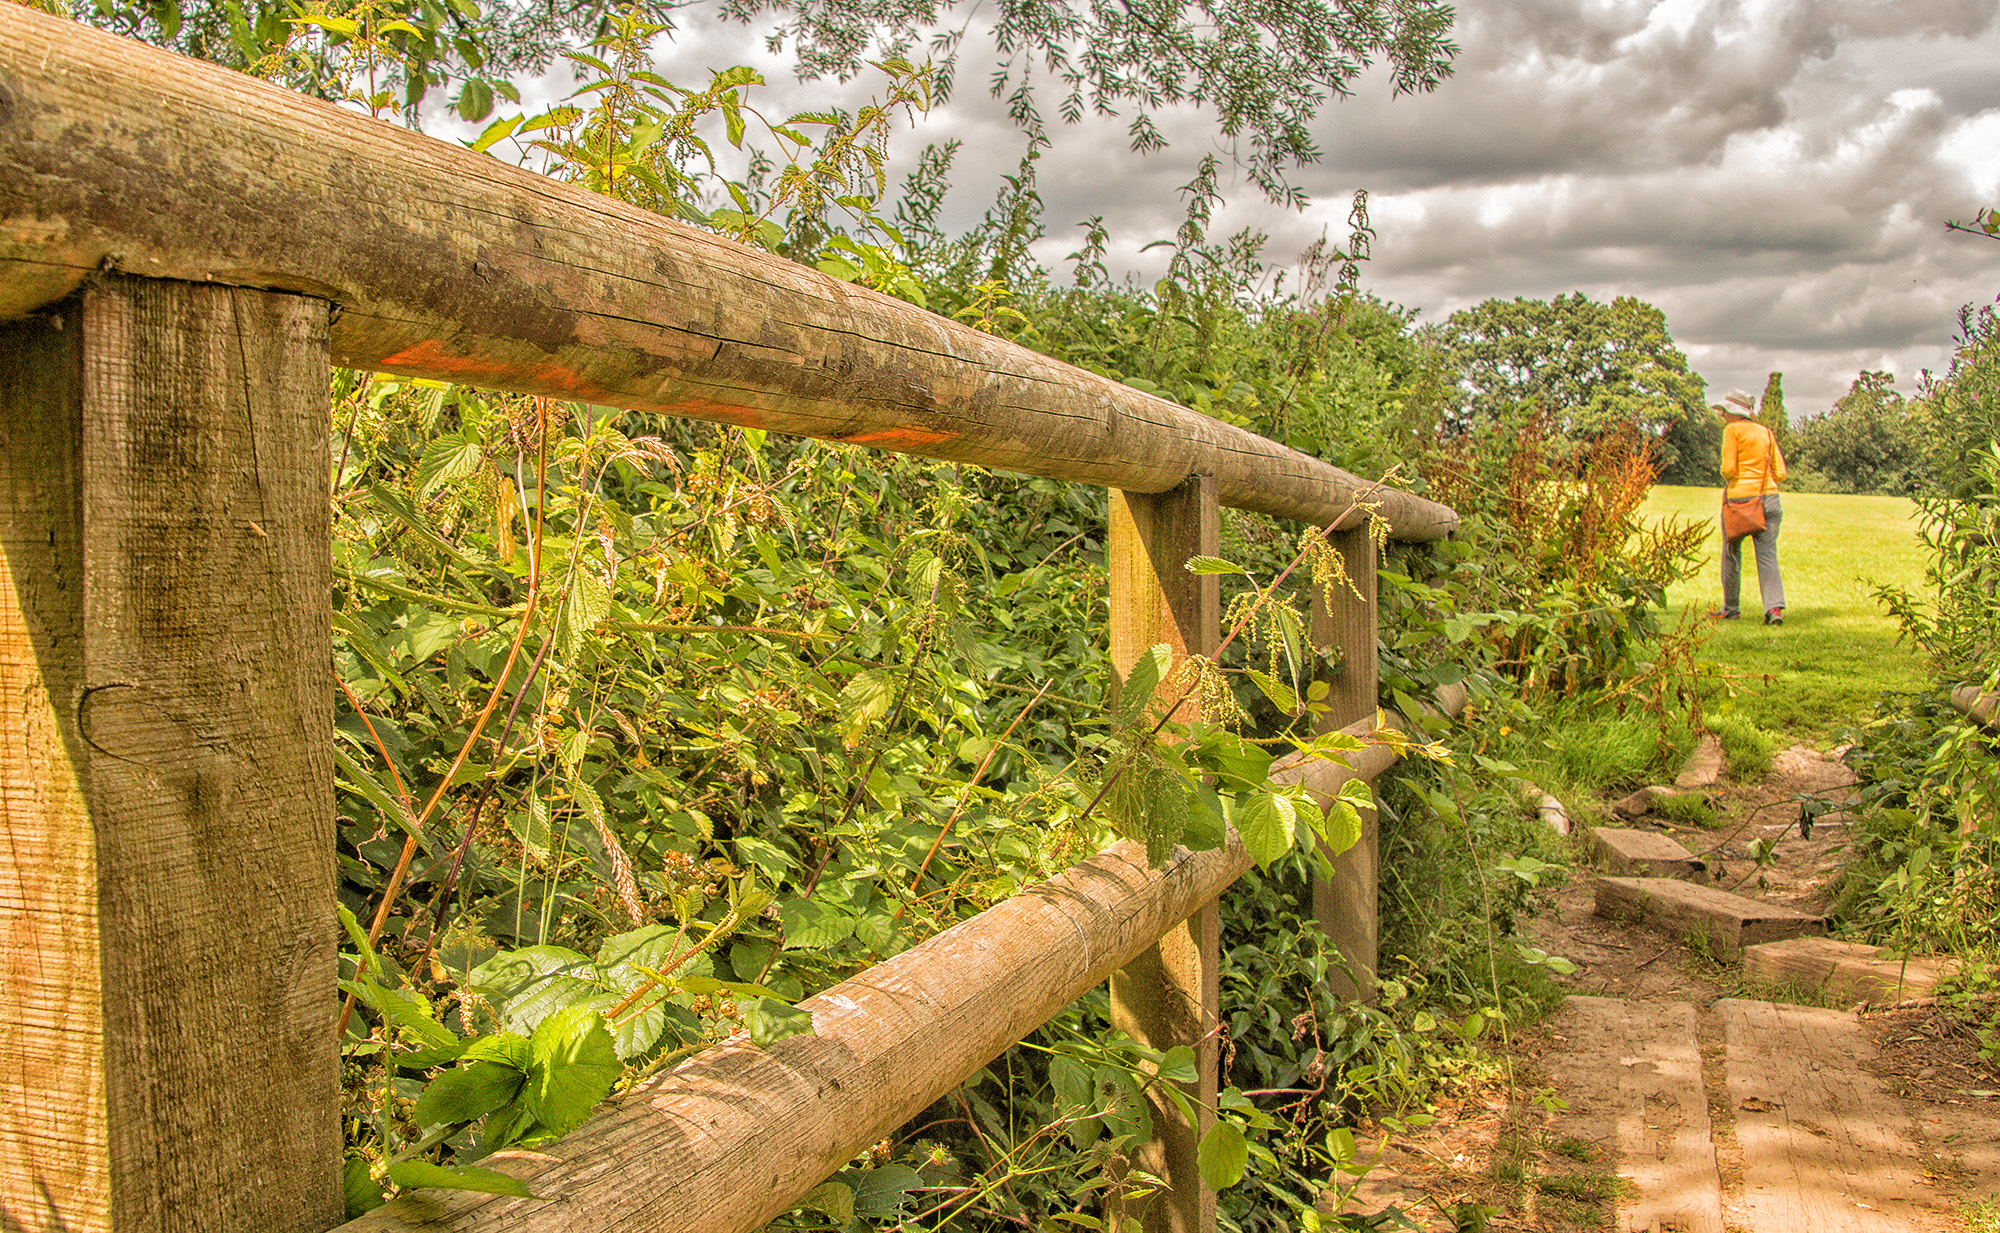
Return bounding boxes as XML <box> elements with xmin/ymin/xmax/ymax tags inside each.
<box><xmin>1725</xmin><ymin>389</ymin><xmax>1756</xmax><ymax>410</ymax></box>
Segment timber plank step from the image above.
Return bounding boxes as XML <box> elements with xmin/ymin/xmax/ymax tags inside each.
<box><xmin>1546</xmin><ymin>996</ymin><xmax>1724</xmax><ymax>1233</ymax></box>
<box><xmin>1588</xmin><ymin>827</ymin><xmax>1709</xmax><ymax>882</ymax></box>
<box><xmin>1718</xmin><ymin>999</ymin><xmax>1944</xmax><ymax>1229</ymax></box>
<box><xmin>1742</xmin><ymin>936</ymin><xmax>1954</xmax><ymax>1004</ymax></box>
<box><xmin>1592</xmin><ymin>876</ymin><xmax>1825</xmax><ymax>959</ymax></box>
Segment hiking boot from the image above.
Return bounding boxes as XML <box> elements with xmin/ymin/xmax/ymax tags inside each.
<box><xmin>1764</xmin><ymin>607</ymin><xmax>1784</xmax><ymax>626</ymax></box>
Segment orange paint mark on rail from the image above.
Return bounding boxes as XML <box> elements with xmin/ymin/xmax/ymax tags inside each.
<box><xmin>377</xmin><ymin>338</ymin><xmax>596</xmax><ymax>396</ymax></box>
<box><xmin>661</xmin><ymin>396</ymin><xmax>765</xmax><ymax>430</ymax></box>
<box><xmin>836</xmin><ymin>426</ymin><xmax>954</xmax><ymax>449</ymax></box>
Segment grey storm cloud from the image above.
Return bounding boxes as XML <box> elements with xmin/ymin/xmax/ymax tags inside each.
<box><xmin>586</xmin><ymin>0</ymin><xmax>2000</xmax><ymax>413</ymax></box>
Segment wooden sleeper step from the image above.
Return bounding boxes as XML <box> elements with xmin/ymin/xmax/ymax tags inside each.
<box><xmin>1547</xmin><ymin>996</ymin><xmax>1725</xmax><ymax>1233</ymax></box>
<box><xmin>1592</xmin><ymin>876</ymin><xmax>1825</xmax><ymax>959</ymax></box>
<box><xmin>1589</xmin><ymin>826</ymin><xmax>1709</xmax><ymax>882</ymax></box>
<box><xmin>1741</xmin><ymin>936</ymin><xmax>1954</xmax><ymax>1004</ymax></box>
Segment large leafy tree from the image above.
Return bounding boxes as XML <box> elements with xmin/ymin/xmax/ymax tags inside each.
<box><xmin>1794</xmin><ymin>370</ymin><xmax>1923</xmax><ymax>495</ymax></box>
<box><xmin>1430</xmin><ymin>293</ymin><xmax>1708</xmax><ymax>446</ymax></box>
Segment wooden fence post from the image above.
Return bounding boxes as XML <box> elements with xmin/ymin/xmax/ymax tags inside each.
<box><xmin>1310</xmin><ymin>526</ymin><xmax>1381</xmax><ymax>1000</ymax></box>
<box><xmin>1106</xmin><ymin>476</ymin><xmax>1220</xmax><ymax>1233</ymax></box>
<box><xmin>0</xmin><ymin>276</ymin><xmax>341</xmax><ymax>1232</ymax></box>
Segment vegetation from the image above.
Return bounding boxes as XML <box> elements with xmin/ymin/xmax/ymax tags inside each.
<box><xmin>1424</xmin><ymin>293</ymin><xmax>1711</xmax><ymax>483</ymax></box>
<box><xmin>1790</xmin><ymin>371</ymin><xmax>1923</xmax><ymax>496</ymax></box>
<box><xmin>1831</xmin><ymin>297</ymin><xmax>2000</xmax><ymax>1093</ymax></box>
<box><xmin>26</xmin><ymin>2</ymin><xmax>1786</xmax><ymax>1223</ymax></box>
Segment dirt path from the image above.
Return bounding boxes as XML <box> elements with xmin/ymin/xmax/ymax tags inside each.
<box><xmin>1331</xmin><ymin>744</ymin><xmax>2000</xmax><ymax>1232</ymax></box>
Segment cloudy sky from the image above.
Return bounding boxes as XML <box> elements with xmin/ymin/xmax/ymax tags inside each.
<box><xmin>611</xmin><ymin>0</ymin><xmax>2000</xmax><ymax>418</ymax></box>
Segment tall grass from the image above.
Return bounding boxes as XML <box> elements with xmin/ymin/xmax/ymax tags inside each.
<box><xmin>1641</xmin><ymin>487</ymin><xmax>1927</xmax><ymax>741</ymax></box>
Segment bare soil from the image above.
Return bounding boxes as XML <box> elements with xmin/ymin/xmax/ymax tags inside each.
<box><xmin>1330</xmin><ymin>744</ymin><xmax>2000</xmax><ymax>1232</ymax></box>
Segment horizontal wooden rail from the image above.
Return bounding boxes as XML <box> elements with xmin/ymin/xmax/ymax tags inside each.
<box><xmin>337</xmin><ymin>693</ymin><xmax>1465</xmax><ymax>1233</ymax></box>
<box><xmin>0</xmin><ymin>5</ymin><xmax>1456</xmax><ymax>542</ymax></box>
<box><xmin>1949</xmin><ymin>683</ymin><xmax>1998</xmax><ymax>726</ymax></box>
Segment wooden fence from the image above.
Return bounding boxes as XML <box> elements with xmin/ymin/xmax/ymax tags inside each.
<box><xmin>0</xmin><ymin>8</ymin><xmax>1460</xmax><ymax>1232</ymax></box>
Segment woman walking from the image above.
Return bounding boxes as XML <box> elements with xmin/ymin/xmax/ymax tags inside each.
<box><xmin>1716</xmin><ymin>389</ymin><xmax>1787</xmax><ymax>624</ymax></box>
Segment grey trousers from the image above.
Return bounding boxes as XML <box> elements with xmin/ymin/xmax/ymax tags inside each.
<box><xmin>1721</xmin><ymin>493</ymin><xmax>1785</xmax><ymax>616</ymax></box>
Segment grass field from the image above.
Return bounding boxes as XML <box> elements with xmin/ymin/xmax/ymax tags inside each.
<box><xmin>1640</xmin><ymin>486</ymin><xmax>1930</xmax><ymax>742</ymax></box>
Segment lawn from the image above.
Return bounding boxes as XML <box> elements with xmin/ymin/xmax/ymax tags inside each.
<box><xmin>1640</xmin><ymin>486</ymin><xmax>1930</xmax><ymax>742</ymax></box>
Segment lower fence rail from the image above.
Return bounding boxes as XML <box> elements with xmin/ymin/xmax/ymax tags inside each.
<box><xmin>337</xmin><ymin>690</ymin><xmax>1466</xmax><ymax>1233</ymax></box>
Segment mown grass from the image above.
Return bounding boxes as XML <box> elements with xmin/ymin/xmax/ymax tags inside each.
<box><xmin>1641</xmin><ymin>487</ymin><xmax>1928</xmax><ymax>742</ymax></box>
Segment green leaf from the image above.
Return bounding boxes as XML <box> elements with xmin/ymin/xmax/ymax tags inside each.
<box><xmin>776</xmin><ymin>898</ymin><xmax>855</xmax><ymax>949</ymax></box>
<box><xmin>414</xmin><ymin>430</ymin><xmax>484</xmax><ymax>498</ymax></box>
<box><xmin>469</xmin><ymin>113</ymin><xmax>522</xmax><ymax>153</ymax></box>
<box><xmin>796</xmin><ymin>1180</ymin><xmax>853</xmax><ymax>1222</ymax></box>
<box><xmin>1323</xmin><ymin>776</ymin><xmax>1372</xmax><ymax>854</ymax></box>
<box><xmin>1247</xmin><ymin>669</ymin><xmax>1301</xmax><ymax>715</ymax></box>
<box><xmin>523</xmin><ymin>1006</ymin><xmax>621</xmax><ymax>1138</ymax></box>
<box><xmin>457</xmin><ymin>77</ymin><xmax>494</xmax><ymax>122</ymax></box>
<box><xmin>850</xmin><ymin>1164</ymin><xmax>923</xmax><ymax>1216</ymax></box>
<box><xmin>1157</xmin><ymin>1044</ymin><xmax>1199</xmax><ymax>1084</ymax></box>
<box><xmin>341</xmin><ymin>979</ymin><xmax>457</xmax><ymax>1049</ymax></box>
<box><xmin>343</xmin><ymin>1155</ymin><xmax>385</xmax><ymax>1218</ymax></box>
<box><xmin>386</xmin><ymin>1160</ymin><xmax>540</xmax><ymax>1200</ymax></box>
<box><xmin>415</xmin><ymin>1060</ymin><xmax>525</xmax><ymax>1127</ymax></box>
<box><xmin>595</xmin><ymin>925</ymin><xmax>678</xmax><ymax>993</ymax></box>
<box><xmin>1185</xmin><ymin>555</ymin><xmax>1246</xmax><ymax>576</ymax></box>
<box><xmin>1235</xmin><ymin>790</ymin><xmax>1297</xmax><ymax>868</ymax></box>
<box><xmin>1182</xmin><ymin>784</ymin><xmax>1227</xmax><ymax>852</ymax></box>
<box><xmin>743</xmin><ymin>996</ymin><xmax>816</xmax><ymax>1047</ymax></box>
<box><xmin>815</xmin><ymin>255</ymin><xmax>863</xmax><ymax>282</ymax></box>
<box><xmin>1197</xmin><ymin>1119</ymin><xmax>1249</xmax><ymax>1189</ymax></box>
<box><xmin>1116</xmin><ymin>642</ymin><xmax>1174</xmax><ymax>721</ymax></box>
<box><xmin>459</xmin><ymin>1032</ymin><xmax>533</xmax><ymax>1070</ymax></box>
<box><xmin>838</xmin><ymin>668</ymin><xmax>896</xmax><ymax>748</ymax></box>
<box><xmin>1094</xmin><ymin>1064</ymin><xmax>1152</xmax><ymax>1143</ymax></box>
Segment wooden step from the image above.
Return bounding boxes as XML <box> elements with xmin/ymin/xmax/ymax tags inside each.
<box><xmin>1673</xmin><ymin>734</ymin><xmax>1724</xmax><ymax>789</ymax></box>
<box><xmin>1592</xmin><ymin>876</ymin><xmax>1825</xmax><ymax>959</ymax></box>
<box><xmin>1547</xmin><ymin>996</ymin><xmax>1724</xmax><ymax>1233</ymax></box>
<box><xmin>1741</xmin><ymin>936</ymin><xmax>1954</xmax><ymax>1004</ymax></box>
<box><xmin>1589</xmin><ymin>827</ymin><xmax>1709</xmax><ymax>882</ymax></box>
<box><xmin>1717</xmin><ymin>999</ymin><xmax>1943</xmax><ymax>1229</ymax></box>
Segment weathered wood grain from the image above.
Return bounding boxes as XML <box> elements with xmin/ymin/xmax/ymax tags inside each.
<box><xmin>1741</xmin><ymin>937</ymin><xmax>1951</xmax><ymax>1004</ymax></box>
<box><xmin>1310</xmin><ymin>527</ymin><xmax>1380</xmax><ymax>1000</ymax></box>
<box><xmin>1719</xmin><ymin>1000</ymin><xmax>1939</xmax><ymax>1230</ymax></box>
<box><xmin>0</xmin><ymin>5</ymin><xmax>1457</xmax><ymax>542</ymax></box>
<box><xmin>0</xmin><ymin>278</ymin><xmax>338</xmax><ymax>1231</ymax></box>
<box><xmin>1593</xmin><ymin>876</ymin><xmax>1825</xmax><ymax>959</ymax></box>
<box><xmin>1107</xmin><ymin>479</ymin><xmax>1221</xmax><ymax>1233</ymax></box>
<box><xmin>1950</xmin><ymin>684</ymin><xmax>1998</xmax><ymax>726</ymax></box>
<box><xmin>1589</xmin><ymin>827</ymin><xmax>1709</xmax><ymax>882</ymax></box>
<box><xmin>337</xmin><ymin>835</ymin><xmax>1254</xmax><ymax>1233</ymax></box>
<box><xmin>1548</xmin><ymin>997</ymin><xmax>1724</xmax><ymax>1233</ymax></box>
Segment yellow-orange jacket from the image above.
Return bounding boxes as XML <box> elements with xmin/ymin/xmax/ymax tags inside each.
<box><xmin>1721</xmin><ymin>418</ymin><xmax>1786</xmax><ymax>498</ymax></box>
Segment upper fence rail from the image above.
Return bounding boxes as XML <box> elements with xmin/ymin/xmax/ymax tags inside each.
<box><xmin>0</xmin><ymin>4</ymin><xmax>1456</xmax><ymax>542</ymax></box>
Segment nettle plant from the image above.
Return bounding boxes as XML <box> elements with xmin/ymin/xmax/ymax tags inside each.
<box><xmin>327</xmin><ymin>371</ymin><xmax>1418</xmax><ymax>1216</ymax></box>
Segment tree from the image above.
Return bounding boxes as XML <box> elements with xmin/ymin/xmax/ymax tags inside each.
<box><xmin>1792</xmin><ymin>371</ymin><xmax>1922</xmax><ymax>495</ymax></box>
<box><xmin>1758</xmin><ymin>371</ymin><xmax>1795</xmax><ymax>455</ymax></box>
<box><xmin>73</xmin><ymin>0</ymin><xmax>1458</xmax><ymax>209</ymax></box>
<box><xmin>1429</xmin><ymin>293</ymin><xmax>1708</xmax><ymax>468</ymax></box>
